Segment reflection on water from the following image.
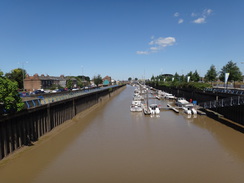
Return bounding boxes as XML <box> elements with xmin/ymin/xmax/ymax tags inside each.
<box><xmin>0</xmin><ymin>85</ymin><xmax>244</xmax><ymax>183</ymax></box>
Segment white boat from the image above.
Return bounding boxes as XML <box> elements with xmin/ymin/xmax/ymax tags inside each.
<box><xmin>149</xmin><ymin>104</ymin><xmax>160</xmax><ymax>114</ymax></box>
<box><xmin>143</xmin><ymin>89</ymin><xmax>151</xmax><ymax>115</ymax></box>
<box><xmin>176</xmin><ymin>97</ymin><xmax>198</xmax><ymax>115</ymax></box>
<box><xmin>165</xmin><ymin>93</ymin><xmax>175</xmax><ymax>100</ymax></box>
<box><xmin>155</xmin><ymin>95</ymin><xmax>161</xmax><ymax>100</ymax></box>
<box><xmin>175</xmin><ymin>97</ymin><xmax>191</xmax><ymax>107</ymax></box>
<box><xmin>182</xmin><ymin>106</ymin><xmax>192</xmax><ymax>115</ymax></box>
<box><xmin>130</xmin><ymin>100</ymin><xmax>143</xmax><ymax>112</ymax></box>
<box><xmin>191</xmin><ymin>108</ymin><xmax>197</xmax><ymax>115</ymax></box>
<box><xmin>143</xmin><ymin>104</ymin><xmax>151</xmax><ymax>115</ymax></box>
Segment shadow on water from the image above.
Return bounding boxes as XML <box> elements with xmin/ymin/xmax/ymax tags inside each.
<box><xmin>203</xmin><ymin>109</ymin><xmax>244</xmax><ymax>134</ymax></box>
<box><xmin>0</xmin><ymin>91</ymin><xmax>122</xmax><ymax>183</ymax></box>
<box><xmin>190</xmin><ymin>113</ymin><xmax>244</xmax><ymax>164</ymax></box>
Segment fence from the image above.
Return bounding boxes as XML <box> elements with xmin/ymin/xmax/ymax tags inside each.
<box><xmin>199</xmin><ymin>96</ymin><xmax>244</xmax><ymax>109</ymax></box>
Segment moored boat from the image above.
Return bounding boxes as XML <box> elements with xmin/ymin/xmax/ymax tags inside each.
<box><xmin>149</xmin><ymin>104</ymin><xmax>160</xmax><ymax>115</ymax></box>
<box><xmin>130</xmin><ymin>100</ymin><xmax>143</xmax><ymax>112</ymax></box>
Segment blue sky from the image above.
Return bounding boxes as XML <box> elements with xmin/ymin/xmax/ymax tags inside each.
<box><xmin>0</xmin><ymin>0</ymin><xmax>244</xmax><ymax>80</ymax></box>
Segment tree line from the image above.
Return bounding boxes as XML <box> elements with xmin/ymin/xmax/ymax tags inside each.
<box><xmin>0</xmin><ymin>67</ymin><xmax>104</xmax><ymax>114</ymax></box>
<box><xmin>146</xmin><ymin>61</ymin><xmax>243</xmax><ymax>90</ymax></box>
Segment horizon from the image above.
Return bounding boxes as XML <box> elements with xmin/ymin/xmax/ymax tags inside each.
<box><xmin>1</xmin><ymin>0</ymin><xmax>244</xmax><ymax>80</ymax></box>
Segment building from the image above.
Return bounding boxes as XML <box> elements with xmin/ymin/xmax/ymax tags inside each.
<box><xmin>102</xmin><ymin>76</ymin><xmax>112</xmax><ymax>86</ymax></box>
<box><xmin>24</xmin><ymin>74</ymin><xmax>77</xmax><ymax>91</ymax></box>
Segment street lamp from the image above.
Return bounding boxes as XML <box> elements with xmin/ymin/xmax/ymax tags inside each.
<box><xmin>241</xmin><ymin>62</ymin><xmax>244</xmax><ymax>82</ymax></box>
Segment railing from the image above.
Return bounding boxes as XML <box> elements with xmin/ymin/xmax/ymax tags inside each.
<box><xmin>199</xmin><ymin>96</ymin><xmax>244</xmax><ymax>109</ymax></box>
<box><xmin>22</xmin><ymin>86</ymin><xmax>119</xmax><ymax>108</ymax></box>
<box><xmin>204</xmin><ymin>87</ymin><xmax>244</xmax><ymax>95</ymax></box>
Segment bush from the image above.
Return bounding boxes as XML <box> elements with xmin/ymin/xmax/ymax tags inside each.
<box><xmin>148</xmin><ymin>80</ymin><xmax>211</xmax><ymax>91</ymax></box>
<box><xmin>0</xmin><ymin>77</ymin><xmax>24</xmax><ymax>113</ymax></box>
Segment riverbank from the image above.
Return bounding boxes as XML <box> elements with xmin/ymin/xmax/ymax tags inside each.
<box><xmin>0</xmin><ymin>85</ymin><xmax>126</xmax><ymax>166</ymax></box>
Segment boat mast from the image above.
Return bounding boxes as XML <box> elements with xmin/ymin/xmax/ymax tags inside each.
<box><xmin>146</xmin><ymin>88</ymin><xmax>149</xmax><ymax>110</ymax></box>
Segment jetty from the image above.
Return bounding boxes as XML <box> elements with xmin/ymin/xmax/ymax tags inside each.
<box><xmin>167</xmin><ymin>104</ymin><xmax>179</xmax><ymax>113</ymax></box>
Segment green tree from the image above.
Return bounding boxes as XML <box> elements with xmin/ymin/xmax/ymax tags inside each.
<box><xmin>5</xmin><ymin>68</ymin><xmax>26</xmax><ymax>90</ymax></box>
<box><xmin>0</xmin><ymin>77</ymin><xmax>24</xmax><ymax>113</ymax></box>
<box><xmin>204</xmin><ymin>65</ymin><xmax>217</xmax><ymax>83</ymax></box>
<box><xmin>219</xmin><ymin>61</ymin><xmax>242</xmax><ymax>84</ymax></box>
<box><xmin>66</xmin><ymin>78</ymin><xmax>73</xmax><ymax>89</ymax></box>
<box><xmin>192</xmin><ymin>70</ymin><xmax>200</xmax><ymax>82</ymax></box>
<box><xmin>128</xmin><ymin>77</ymin><xmax>132</xmax><ymax>82</ymax></box>
<box><xmin>180</xmin><ymin>74</ymin><xmax>185</xmax><ymax>82</ymax></box>
<box><xmin>174</xmin><ymin>72</ymin><xmax>180</xmax><ymax>82</ymax></box>
<box><xmin>93</xmin><ymin>74</ymin><xmax>103</xmax><ymax>87</ymax></box>
<box><xmin>84</xmin><ymin>76</ymin><xmax>90</xmax><ymax>82</ymax></box>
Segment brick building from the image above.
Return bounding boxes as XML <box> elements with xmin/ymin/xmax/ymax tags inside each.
<box><xmin>24</xmin><ymin>74</ymin><xmax>77</xmax><ymax>91</ymax></box>
<box><xmin>102</xmin><ymin>76</ymin><xmax>112</xmax><ymax>86</ymax></box>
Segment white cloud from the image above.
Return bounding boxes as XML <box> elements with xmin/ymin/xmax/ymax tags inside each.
<box><xmin>203</xmin><ymin>9</ymin><xmax>213</xmax><ymax>16</ymax></box>
<box><xmin>136</xmin><ymin>51</ymin><xmax>149</xmax><ymax>55</ymax></box>
<box><xmin>178</xmin><ymin>18</ymin><xmax>184</xmax><ymax>24</ymax></box>
<box><xmin>192</xmin><ymin>9</ymin><xmax>213</xmax><ymax>24</ymax></box>
<box><xmin>174</xmin><ymin>12</ymin><xmax>179</xmax><ymax>17</ymax></box>
<box><xmin>193</xmin><ymin>17</ymin><xmax>206</xmax><ymax>24</ymax></box>
<box><xmin>149</xmin><ymin>37</ymin><xmax>176</xmax><ymax>47</ymax></box>
<box><xmin>150</xmin><ymin>47</ymin><xmax>160</xmax><ymax>52</ymax></box>
<box><xmin>137</xmin><ymin>37</ymin><xmax>176</xmax><ymax>55</ymax></box>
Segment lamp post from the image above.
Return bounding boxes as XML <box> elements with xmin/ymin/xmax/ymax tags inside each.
<box><xmin>241</xmin><ymin>62</ymin><xmax>244</xmax><ymax>83</ymax></box>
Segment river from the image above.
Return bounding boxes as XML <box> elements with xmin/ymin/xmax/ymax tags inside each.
<box><xmin>0</xmin><ymin>85</ymin><xmax>244</xmax><ymax>183</ymax></box>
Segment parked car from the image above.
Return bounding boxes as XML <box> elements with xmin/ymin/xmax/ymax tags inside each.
<box><xmin>19</xmin><ymin>92</ymin><xmax>30</xmax><ymax>97</ymax></box>
<box><xmin>32</xmin><ymin>90</ymin><xmax>44</xmax><ymax>95</ymax></box>
<box><xmin>44</xmin><ymin>90</ymin><xmax>51</xmax><ymax>93</ymax></box>
<box><xmin>51</xmin><ymin>89</ymin><xmax>59</xmax><ymax>93</ymax></box>
<box><xmin>51</xmin><ymin>89</ymin><xmax>64</xmax><ymax>93</ymax></box>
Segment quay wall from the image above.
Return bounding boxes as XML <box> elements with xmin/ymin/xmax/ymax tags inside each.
<box><xmin>0</xmin><ymin>85</ymin><xmax>125</xmax><ymax>160</ymax></box>
<box><xmin>155</xmin><ymin>86</ymin><xmax>244</xmax><ymax>128</ymax></box>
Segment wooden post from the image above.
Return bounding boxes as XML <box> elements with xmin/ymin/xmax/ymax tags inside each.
<box><xmin>73</xmin><ymin>98</ymin><xmax>76</xmax><ymax>117</ymax></box>
<box><xmin>0</xmin><ymin>123</ymin><xmax>4</xmax><ymax>159</ymax></box>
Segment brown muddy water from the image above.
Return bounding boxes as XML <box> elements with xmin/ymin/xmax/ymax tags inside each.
<box><xmin>0</xmin><ymin>85</ymin><xmax>244</xmax><ymax>183</ymax></box>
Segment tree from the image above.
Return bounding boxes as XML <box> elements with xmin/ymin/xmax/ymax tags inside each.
<box><xmin>66</xmin><ymin>78</ymin><xmax>73</xmax><ymax>89</ymax></box>
<box><xmin>219</xmin><ymin>61</ymin><xmax>242</xmax><ymax>83</ymax></box>
<box><xmin>180</xmin><ymin>74</ymin><xmax>185</xmax><ymax>82</ymax></box>
<box><xmin>93</xmin><ymin>74</ymin><xmax>102</xmax><ymax>87</ymax></box>
<box><xmin>128</xmin><ymin>77</ymin><xmax>132</xmax><ymax>82</ymax></box>
<box><xmin>174</xmin><ymin>72</ymin><xmax>180</xmax><ymax>82</ymax></box>
<box><xmin>0</xmin><ymin>76</ymin><xmax>24</xmax><ymax>113</ymax></box>
<box><xmin>77</xmin><ymin>75</ymin><xmax>90</xmax><ymax>87</ymax></box>
<box><xmin>5</xmin><ymin>68</ymin><xmax>26</xmax><ymax>90</ymax></box>
<box><xmin>204</xmin><ymin>65</ymin><xmax>217</xmax><ymax>83</ymax></box>
<box><xmin>192</xmin><ymin>70</ymin><xmax>200</xmax><ymax>82</ymax></box>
